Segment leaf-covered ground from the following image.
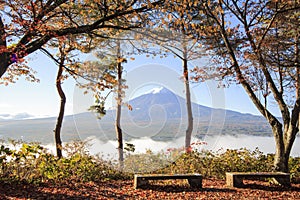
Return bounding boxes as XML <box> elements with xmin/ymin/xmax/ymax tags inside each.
<box><xmin>0</xmin><ymin>179</ymin><xmax>299</xmax><ymax>199</ymax></box>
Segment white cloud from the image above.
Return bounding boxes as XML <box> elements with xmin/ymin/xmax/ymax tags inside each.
<box><xmin>0</xmin><ymin>103</ymin><xmax>13</xmax><ymax>108</ymax></box>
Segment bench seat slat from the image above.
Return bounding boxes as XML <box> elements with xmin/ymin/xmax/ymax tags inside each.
<box><xmin>136</xmin><ymin>174</ymin><xmax>201</xmax><ymax>180</ymax></box>
<box><xmin>134</xmin><ymin>174</ymin><xmax>202</xmax><ymax>189</ymax></box>
<box><xmin>226</xmin><ymin>172</ymin><xmax>290</xmax><ymax>188</ymax></box>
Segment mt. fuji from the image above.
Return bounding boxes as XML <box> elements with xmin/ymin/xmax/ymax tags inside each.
<box><xmin>0</xmin><ymin>87</ymin><xmax>272</xmax><ymax>143</ymax></box>
<box><xmin>125</xmin><ymin>86</ymin><xmax>244</xmax><ymax>121</ymax></box>
<box><xmin>105</xmin><ymin>86</ymin><xmax>270</xmax><ymax>138</ymax></box>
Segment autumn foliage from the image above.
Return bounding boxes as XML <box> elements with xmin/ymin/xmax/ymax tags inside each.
<box><xmin>0</xmin><ymin>0</ymin><xmax>299</xmax><ymax>179</ymax></box>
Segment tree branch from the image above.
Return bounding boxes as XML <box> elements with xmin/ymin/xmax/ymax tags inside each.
<box><xmin>242</xmin><ymin>9</ymin><xmax>291</xmax><ymax>127</ymax></box>
<box><xmin>204</xmin><ymin>1</ymin><xmax>281</xmax><ymax>127</ymax></box>
<box><xmin>18</xmin><ymin>0</ymin><xmax>68</xmax><ymax>46</ymax></box>
<box><xmin>23</xmin><ymin>0</ymin><xmax>163</xmax><ymax>56</ymax></box>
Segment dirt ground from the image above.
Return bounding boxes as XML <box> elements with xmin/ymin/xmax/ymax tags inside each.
<box><xmin>0</xmin><ymin>178</ymin><xmax>299</xmax><ymax>199</ymax></box>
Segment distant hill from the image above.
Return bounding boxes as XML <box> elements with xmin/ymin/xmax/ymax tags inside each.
<box><xmin>0</xmin><ymin>87</ymin><xmax>272</xmax><ymax>144</ymax></box>
<box><xmin>0</xmin><ymin>112</ymin><xmax>35</xmax><ymax>121</ymax></box>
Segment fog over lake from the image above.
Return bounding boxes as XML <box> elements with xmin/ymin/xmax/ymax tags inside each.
<box><xmin>68</xmin><ymin>135</ymin><xmax>300</xmax><ymax>158</ymax></box>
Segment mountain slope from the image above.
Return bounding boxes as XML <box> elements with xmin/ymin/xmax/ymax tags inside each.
<box><xmin>125</xmin><ymin>87</ymin><xmax>264</xmax><ymax>122</ymax></box>
<box><xmin>0</xmin><ymin>87</ymin><xmax>272</xmax><ymax>143</ymax></box>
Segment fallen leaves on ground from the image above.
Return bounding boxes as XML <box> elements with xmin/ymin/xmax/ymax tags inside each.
<box><xmin>0</xmin><ymin>179</ymin><xmax>299</xmax><ymax>199</ymax></box>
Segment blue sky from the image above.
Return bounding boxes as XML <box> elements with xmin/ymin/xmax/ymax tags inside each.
<box><xmin>0</xmin><ymin>50</ymin><xmax>279</xmax><ymax>118</ymax></box>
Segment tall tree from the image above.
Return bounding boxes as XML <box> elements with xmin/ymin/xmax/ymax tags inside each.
<box><xmin>0</xmin><ymin>0</ymin><xmax>163</xmax><ymax>78</ymax></box>
<box><xmin>53</xmin><ymin>43</ymin><xmax>68</xmax><ymax>159</ymax></box>
<box><xmin>165</xmin><ymin>3</ymin><xmax>205</xmax><ymax>149</ymax></box>
<box><xmin>41</xmin><ymin>37</ymin><xmax>80</xmax><ymax>158</ymax></box>
<box><xmin>143</xmin><ymin>30</ymin><xmax>203</xmax><ymax>150</ymax></box>
<box><xmin>86</xmin><ymin>34</ymin><xmax>131</xmax><ymax>169</ymax></box>
<box><xmin>193</xmin><ymin>0</ymin><xmax>300</xmax><ymax>173</ymax></box>
<box><xmin>132</xmin><ymin>2</ymin><xmax>205</xmax><ymax>149</ymax></box>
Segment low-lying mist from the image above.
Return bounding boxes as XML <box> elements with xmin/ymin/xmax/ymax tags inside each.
<box><xmin>76</xmin><ymin>135</ymin><xmax>300</xmax><ymax>158</ymax></box>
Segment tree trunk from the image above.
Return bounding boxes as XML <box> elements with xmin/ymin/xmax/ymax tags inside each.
<box><xmin>273</xmin><ymin>153</ymin><xmax>288</xmax><ymax>172</ymax></box>
<box><xmin>115</xmin><ymin>60</ymin><xmax>124</xmax><ymax>169</ymax></box>
<box><xmin>272</xmin><ymin>124</ymin><xmax>289</xmax><ymax>172</ymax></box>
<box><xmin>273</xmin><ymin>127</ymin><xmax>299</xmax><ymax>173</ymax></box>
<box><xmin>273</xmin><ymin>34</ymin><xmax>300</xmax><ymax>172</ymax></box>
<box><xmin>53</xmin><ymin>61</ymin><xmax>66</xmax><ymax>159</ymax></box>
<box><xmin>0</xmin><ymin>17</ymin><xmax>10</xmax><ymax>78</ymax></box>
<box><xmin>0</xmin><ymin>52</ymin><xmax>9</xmax><ymax>78</ymax></box>
<box><xmin>183</xmin><ymin>58</ymin><xmax>193</xmax><ymax>149</ymax></box>
<box><xmin>115</xmin><ymin>119</ymin><xmax>124</xmax><ymax>169</ymax></box>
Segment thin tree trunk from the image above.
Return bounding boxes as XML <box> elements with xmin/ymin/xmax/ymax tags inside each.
<box><xmin>54</xmin><ymin>59</ymin><xmax>66</xmax><ymax>159</ymax></box>
<box><xmin>115</xmin><ymin>41</ymin><xmax>124</xmax><ymax>169</ymax></box>
<box><xmin>116</xmin><ymin>61</ymin><xmax>124</xmax><ymax>169</ymax></box>
<box><xmin>183</xmin><ymin>58</ymin><xmax>193</xmax><ymax>149</ymax></box>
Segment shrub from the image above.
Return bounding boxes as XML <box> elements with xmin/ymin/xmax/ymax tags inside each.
<box><xmin>0</xmin><ymin>140</ymin><xmax>299</xmax><ymax>184</ymax></box>
<box><xmin>124</xmin><ymin>149</ymin><xmax>170</xmax><ymax>173</ymax></box>
<box><xmin>289</xmin><ymin>156</ymin><xmax>300</xmax><ymax>183</ymax></box>
<box><xmin>0</xmin><ymin>140</ymin><xmax>129</xmax><ymax>184</ymax></box>
<box><xmin>130</xmin><ymin>146</ymin><xmax>299</xmax><ymax>182</ymax></box>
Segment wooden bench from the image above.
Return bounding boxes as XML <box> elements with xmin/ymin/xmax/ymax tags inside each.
<box><xmin>134</xmin><ymin>174</ymin><xmax>202</xmax><ymax>189</ymax></box>
<box><xmin>226</xmin><ymin>172</ymin><xmax>290</xmax><ymax>188</ymax></box>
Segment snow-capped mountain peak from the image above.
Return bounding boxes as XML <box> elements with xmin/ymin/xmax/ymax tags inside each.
<box><xmin>146</xmin><ymin>87</ymin><xmax>174</xmax><ymax>95</ymax></box>
<box><xmin>147</xmin><ymin>87</ymin><xmax>164</xmax><ymax>94</ymax></box>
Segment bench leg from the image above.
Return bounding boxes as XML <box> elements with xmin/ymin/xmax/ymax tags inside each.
<box><xmin>188</xmin><ymin>178</ymin><xmax>202</xmax><ymax>188</ymax></box>
<box><xmin>134</xmin><ymin>176</ymin><xmax>149</xmax><ymax>189</ymax></box>
<box><xmin>226</xmin><ymin>174</ymin><xmax>244</xmax><ymax>187</ymax></box>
